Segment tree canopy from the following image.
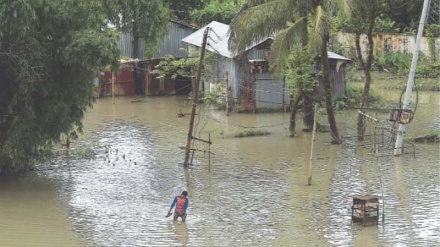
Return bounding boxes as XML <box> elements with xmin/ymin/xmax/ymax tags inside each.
<box><xmin>190</xmin><ymin>0</ymin><xmax>244</xmax><ymax>26</ymax></box>
<box><xmin>104</xmin><ymin>0</ymin><xmax>170</xmax><ymax>58</ymax></box>
<box><xmin>229</xmin><ymin>0</ymin><xmax>352</xmax><ymax>143</ymax></box>
<box><xmin>0</xmin><ymin>0</ymin><xmax>120</xmax><ymax>175</ymax></box>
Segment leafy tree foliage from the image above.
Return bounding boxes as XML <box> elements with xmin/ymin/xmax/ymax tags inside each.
<box><xmin>286</xmin><ymin>46</ymin><xmax>317</xmax><ymax>96</ymax></box>
<box><xmin>168</xmin><ymin>0</ymin><xmax>206</xmax><ymax>21</ymax></box>
<box><xmin>0</xmin><ymin>0</ymin><xmax>120</xmax><ymax>175</ymax></box>
<box><xmin>340</xmin><ymin>0</ymin><xmax>381</xmax><ymax>139</ymax></box>
<box><xmin>381</xmin><ymin>0</ymin><xmax>424</xmax><ymax>32</ymax></box>
<box><xmin>190</xmin><ymin>0</ymin><xmax>244</xmax><ymax>26</ymax></box>
<box><xmin>229</xmin><ymin>0</ymin><xmax>351</xmax><ymax>143</ymax></box>
<box><xmin>104</xmin><ymin>0</ymin><xmax>170</xmax><ymax>58</ymax></box>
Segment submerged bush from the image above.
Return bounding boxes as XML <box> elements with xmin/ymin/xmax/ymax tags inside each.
<box><xmin>234</xmin><ymin>129</ymin><xmax>270</xmax><ymax>138</ymax></box>
<box><xmin>330</xmin><ymin>84</ymin><xmax>387</xmax><ymax>110</ymax></box>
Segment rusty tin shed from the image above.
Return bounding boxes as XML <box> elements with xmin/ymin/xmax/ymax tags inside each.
<box><xmin>118</xmin><ymin>20</ymin><xmax>198</xmax><ymax>96</ymax></box>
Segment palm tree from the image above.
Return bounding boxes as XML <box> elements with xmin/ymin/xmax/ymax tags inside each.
<box><xmin>229</xmin><ymin>0</ymin><xmax>351</xmax><ymax>143</ymax></box>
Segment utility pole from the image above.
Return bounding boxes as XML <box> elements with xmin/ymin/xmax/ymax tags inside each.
<box><xmin>394</xmin><ymin>0</ymin><xmax>430</xmax><ymax>156</ymax></box>
<box><xmin>183</xmin><ymin>27</ymin><xmax>210</xmax><ymax>167</ymax></box>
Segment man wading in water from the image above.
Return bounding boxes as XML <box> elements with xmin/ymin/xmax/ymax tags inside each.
<box><xmin>167</xmin><ymin>191</ymin><xmax>189</xmax><ymax>222</ymax></box>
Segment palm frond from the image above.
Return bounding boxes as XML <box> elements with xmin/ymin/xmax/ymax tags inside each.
<box><xmin>308</xmin><ymin>5</ymin><xmax>323</xmax><ymax>53</ymax></box>
<box><xmin>269</xmin><ymin>17</ymin><xmax>307</xmax><ymax>77</ymax></box>
<box><xmin>229</xmin><ymin>0</ymin><xmax>296</xmax><ymax>53</ymax></box>
<box><xmin>323</xmin><ymin>0</ymin><xmax>352</xmax><ymax>20</ymax></box>
<box><xmin>245</xmin><ymin>0</ymin><xmax>277</xmax><ymax>8</ymax></box>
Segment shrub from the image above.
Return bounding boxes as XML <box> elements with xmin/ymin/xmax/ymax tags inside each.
<box><xmin>234</xmin><ymin>129</ymin><xmax>270</xmax><ymax>138</ymax></box>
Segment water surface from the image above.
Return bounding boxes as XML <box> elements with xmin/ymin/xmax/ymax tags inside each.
<box><xmin>1</xmin><ymin>92</ymin><xmax>438</xmax><ymax>246</ymax></box>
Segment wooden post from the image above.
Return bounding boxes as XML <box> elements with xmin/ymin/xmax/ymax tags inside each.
<box><xmin>112</xmin><ymin>71</ymin><xmax>115</xmax><ymax>104</ymax></box>
<box><xmin>183</xmin><ymin>27</ymin><xmax>210</xmax><ymax>167</ymax></box>
<box><xmin>308</xmin><ymin>103</ymin><xmax>318</xmax><ymax>185</ymax></box>
<box><xmin>226</xmin><ymin>72</ymin><xmax>229</xmax><ymax>116</ymax></box>
<box><xmin>208</xmin><ymin>132</ymin><xmax>211</xmax><ymax>173</ymax></box>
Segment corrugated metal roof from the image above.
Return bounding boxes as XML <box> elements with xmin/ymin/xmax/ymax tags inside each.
<box><xmin>182</xmin><ymin>21</ymin><xmax>351</xmax><ymax>61</ymax></box>
<box><xmin>182</xmin><ymin>21</ymin><xmax>233</xmax><ymax>57</ymax></box>
<box><xmin>169</xmin><ymin>19</ymin><xmax>199</xmax><ymax>30</ymax></box>
<box><xmin>327</xmin><ymin>51</ymin><xmax>351</xmax><ymax>61</ymax></box>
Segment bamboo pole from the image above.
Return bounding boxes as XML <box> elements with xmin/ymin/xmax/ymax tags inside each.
<box><xmin>308</xmin><ymin>103</ymin><xmax>318</xmax><ymax>185</ymax></box>
<box><xmin>208</xmin><ymin>132</ymin><xmax>211</xmax><ymax>173</ymax></box>
<box><xmin>183</xmin><ymin>27</ymin><xmax>210</xmax><ymax>167</ymax></box>
<box><xmin>226</xmin><ymin>72</ymin><xmax>229</xmax><ymax>116</ymax></box>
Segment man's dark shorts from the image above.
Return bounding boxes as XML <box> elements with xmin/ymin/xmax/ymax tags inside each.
<box><xmin>174</xmin><ymin>211</ymin><xmax>186</xmax><ymax>217</ymax></box>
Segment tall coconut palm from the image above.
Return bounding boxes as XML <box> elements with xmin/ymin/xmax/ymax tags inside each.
<box><xmin>229</xmin><ymin>0</ymin><xmax>351</xmax><ymax>143</ymax></box>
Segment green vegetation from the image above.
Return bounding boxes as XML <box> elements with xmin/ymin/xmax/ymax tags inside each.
<box><xmin>407</xmin><ymin>131</ymin><xmax>440</xmax><ymax>144</ymax></box>
<box><xmin>0</xmin><ymin>0</ymin><xmax>121</xmax><ymax>176</ymax></box>
<box><xmin>285</xmin><ymin>46</ymin><xmax>318</xmax><ymax>96</ymax></box>
<box><xmin>349</xmin><ymin>71</ymin><xmax>440</xmax><ymax>91</ymax></box>
<box><xmin>0</xmin><ymin>0</ymin><xmax>436</xmax><ymax>176</ymax></box>
<box><xmin>70</xmin><ymin>147</ymin><xmax>96</xmax><ymax>160</ymax></box>
<box><xmin>106</xmin><ymin>0</ymin><xmax>170</xmax><ymax>58</ymax></box>
<box><xmin>229</xmin><ymin>0</ymin><xmax>352</xmax><ymax>143</ymax></box>
<box><xmin>331</xmin><ymin>84</ymin><xmax>387</xmax><ymax>110</ymax></box>
<box><xmin>234</xmin><ymin>129</ymin><xmax>270</xmax><ymax>138</ymax></box>
<box><xmin>373</xmin><ymin>51</ymin><xmax>439</xmax><ymax>77</ymax></box>
<box><xmin>168</xmin><ymin>0</ymin><xmax>205</xmax><ymax>21</ymax></box>
<box><xmin>190</xmin><ymin>0</ymin><xmax>244</xmax><ymax>26</ymax></box>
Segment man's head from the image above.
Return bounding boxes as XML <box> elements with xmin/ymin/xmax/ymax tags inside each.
<box><xmin>181</xmin><ymin>190</ymin><xmax>188</xmax><ymax>197</ymax></box>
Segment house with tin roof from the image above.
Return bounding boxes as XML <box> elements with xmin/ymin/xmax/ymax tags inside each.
<box><xmin>182</xmin><ymin>21</ymin><xmax>351</xmax><ymax>112</ymax></box>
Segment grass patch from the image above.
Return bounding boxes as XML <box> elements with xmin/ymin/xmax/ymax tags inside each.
<box><xmin>407</xmin><ymin>133</ymin><xmax>440</xmax><ymax>143</ymax></box>
<box><xmin>71</xmin><ymin>147</ymin><xmax>96</xmax><ymax>159</ymax></box>
<box><xmin>349</xmin><ymin>70</ymin><xmax>440</xmax><ymax>91</ymax></box>
<box><xmin>234</xmin><ymin>129</ymin><xmax>270</xmax><ymax>138</ymax></box>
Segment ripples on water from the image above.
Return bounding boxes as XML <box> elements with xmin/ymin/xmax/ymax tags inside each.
<box><xmin>43</xmin><ymin>120</ymin><xmax>293</xmax><ymax>246</ymax></box>
<box><xmin>37</xmin><ymin>96</ymin><xmax>439</xmax><ymax>247</ymax></box>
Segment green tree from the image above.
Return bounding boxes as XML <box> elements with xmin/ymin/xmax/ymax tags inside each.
<box><xmin>340</xmin><ymin>0</ymin><xmax>381</xmax><ymax>140</ymax></box>
<box><xmin>190</xmin><ymin>0</ymin><xmax>244</xmax><ymax>26</ymax></box>
<box><xmin>229</xmin><ymin>0</ymin><xmax>351</xmax><ymax>143</ymax></box>
<box><xmin>0</xmin><ymin>0</ymin><xmax>120</xmax><ymax>176</ymax></box>
<box><xmin>285</xmin><ymin>46</ymin><xmax>318</xmax><ymax>136</ymax></box>
<box><xmin>104</xmin><ymin>0</ymin><xmax>170</xmax><ymax>58</ymax></box>
<box><xmin>168</xmin><ymin>0</ymin><xmax>205</xmax><ymax>21</ymax></box>
<box><xmin>381</xmin><ymin>0</ymin><xmax>424</xmax><ymax>33</ymax></box>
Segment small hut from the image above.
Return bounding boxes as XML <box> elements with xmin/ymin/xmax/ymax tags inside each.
<box><xmin>182</xmin><ymin>21</ymin><xmax>351</xmax><ymax>112</ymax></box>
<box><xmin>111</xmin><ymin>20</ymin><xmax>198</xmax><ymax>96</ymax></box>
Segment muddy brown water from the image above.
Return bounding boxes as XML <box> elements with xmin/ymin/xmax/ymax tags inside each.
<box><xmin>0</xmin><ymin>91</ymin><xmax>438</xmax><ymax>247</ymax></box>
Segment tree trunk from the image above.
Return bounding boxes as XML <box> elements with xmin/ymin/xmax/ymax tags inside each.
<box><xmin>320</xmin><ymin>35</ymin><xmax>340</xmax><ymax>144</ymax></box>
<box><xmin>289</xmin><ymin>94</ymin><xmax>303</xmax><ymax>137</ymax></box>
<box><xmin>302</xmin><ymin>93</ymin><xmax>314</xmax><ymax>130</ymax></box>
<box><xmin>356</xmin><ymin>15</ymin><xmax>375</xmax><ymax>140</ymax></box>
<box><xmin>132</xmin><ymin>22</ymin><xmax>139</xmax><ymax>59</ymax></box>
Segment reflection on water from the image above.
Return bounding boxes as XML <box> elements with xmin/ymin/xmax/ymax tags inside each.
<box><xmin>0</xmin><ymin>175</ymin><xmax>87</xmax><ymax>247</ymax></box>
<box><xmin>2</xmin><ymin>92</ymin><xmax>439</xmax><ymax>247</ymax></box>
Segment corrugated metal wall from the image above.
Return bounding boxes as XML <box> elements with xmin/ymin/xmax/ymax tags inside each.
<box><xmin>245</xmin><ymin>49</ymin><xmax>267</xmax><ymax>60</ymax></box>
<box><xmin>119</xmin><ymin>21</ymin><xmax>196</xmax><ymax>59</ymax></box>
<box><xmin>100</xmin><ymin>64</ymin><xmax>136</xmax><ymax>96</ymax></box>
<box><xmin>190</xmin><ymin>44</ymin><xmax>347</xmax><ymax>112</ymax></box>
<box><xmin>255</xmin><ymin>73</ymin><xmax>289</xmax><ymax>110</ymax></box>
<box><xmin>205</xmin><ymin>54</ymin><xmax>241</xmax><ymax>103</ymax></box>
<box><xmin>315</xmin><ymin>61</ymin><xmax>347</xmax><ymax>99</ymax></box>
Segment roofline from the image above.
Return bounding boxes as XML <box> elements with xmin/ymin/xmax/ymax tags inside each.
<box><xmin>169</xmin><ymin>19</ymin><xmax>199</xmax><ymax>30</ymax></box>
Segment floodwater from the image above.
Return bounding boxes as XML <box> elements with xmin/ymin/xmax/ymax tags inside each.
<box><xmin>0</xmin><ymin>91</ymin><xmax>439</xmax><ymax>247</ymax></box>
